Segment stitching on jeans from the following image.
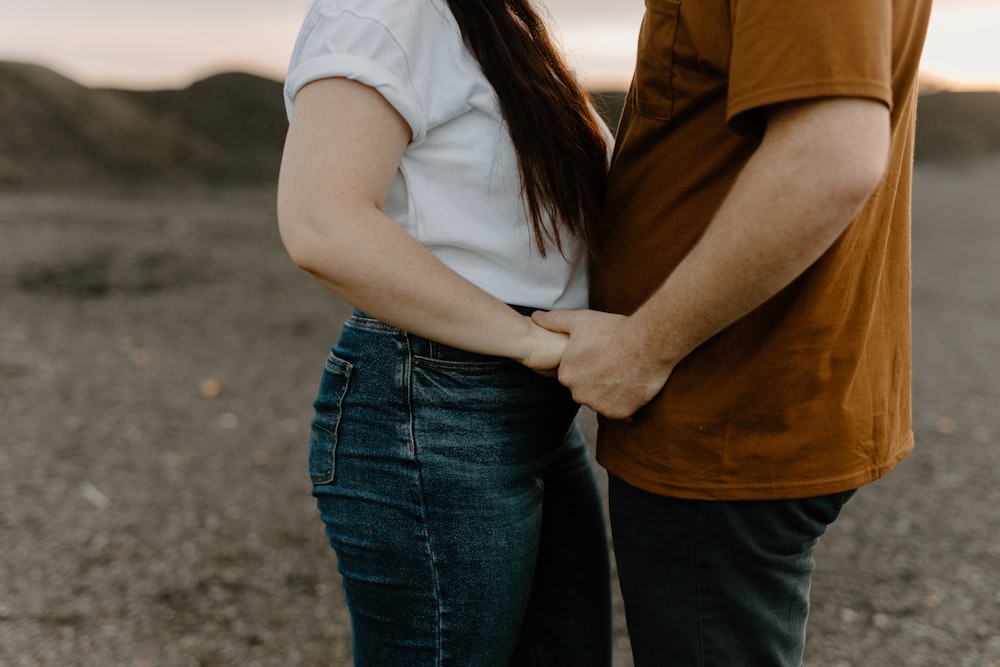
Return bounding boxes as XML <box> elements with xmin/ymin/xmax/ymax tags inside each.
<box><xmin>402</xmin><ymin>332</ymin><xmax>445</xmax><ymax>664</ymax></box>
<box><xmin>345</xmin><ymin>314</ymin><xmax>400</xmax><ymax>334</ymax></box>
<box><xmin>402</xmin><ymin>335</ymin><xmax>416</xmax><ymax>453</ymax></box>
<box><xmin>412</xmin><ymin>356</ymin><xmax>514</xmax><ymax>374</ymax></box>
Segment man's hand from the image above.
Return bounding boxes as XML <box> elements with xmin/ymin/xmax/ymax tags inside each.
<box><xmin>531</xmin><ymin>309</ymin><xmax>674</xmax><ymax>420</ymax></box>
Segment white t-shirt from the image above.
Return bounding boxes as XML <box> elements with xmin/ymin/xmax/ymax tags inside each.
<box><xmin>284</xmin><ymin>0</ymin><xmax>589</xmax><ymax>310</ymax></box>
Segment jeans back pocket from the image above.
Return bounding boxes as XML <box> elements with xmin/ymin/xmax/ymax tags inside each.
<box><xmin>309</xmin><ymin>353</ymin><xmax>353</xmax><ymax>485</ymax></box>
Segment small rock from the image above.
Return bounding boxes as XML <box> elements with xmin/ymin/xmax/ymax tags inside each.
<box><xmin>935</xmin><ymin>416</ymin><xmax>955</xmax><ymax>434</ymax></box>
<box><xmin>81</xmin><ymin>482</ymin><xmax>110</xmax><ymax>510</ymax></box>
<box><xmin>130</xmin><ymin>348</ymin><xmax>151</xmax><ymax>366</ymax></box>
<box><xmin>840</xmin><ymin>607</ymin><xmax>861</xmax><ymax>623</ymax></box>
<box><xmin>200</xmin><ymin>377</ymin><xmax>224</xmax><ymax>398</ymax></box>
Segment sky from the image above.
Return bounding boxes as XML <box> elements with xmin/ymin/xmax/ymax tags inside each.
<box><xmin>1</xmin><ymin>0</ymin><xmax>998</xmax><ymax>90</ymax></box>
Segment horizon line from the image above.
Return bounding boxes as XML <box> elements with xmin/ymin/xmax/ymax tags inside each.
<box><xmin>4</xmin><ymin>57</ymin><xmax>999</xmax><ymax>95</ymax></box>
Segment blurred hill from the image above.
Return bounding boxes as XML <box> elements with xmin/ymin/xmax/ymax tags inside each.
<box><xmin>911</xmin><ymin>90</ymin><xmax>1000</xmax><ymax>161</ymax></box>
<box><xmin>0</xmin><ymin>62</ymin><xmax>286</xmax><ymax>189</ymax></box>
<box><xmin>0</xmin><ymin>61</ymin><xmax>997</xmax><ymax>190</ymax></box>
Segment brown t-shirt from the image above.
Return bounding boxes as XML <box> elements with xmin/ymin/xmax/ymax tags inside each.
<box><xmin>591</xmin><ymin>0</ymin><xmax>933</xmax><ymax>500</ymax></box>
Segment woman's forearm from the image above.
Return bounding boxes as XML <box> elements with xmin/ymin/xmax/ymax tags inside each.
<box><xmin>284</xmin><ymin>204</ymin><xmax>565</xmax><ymax>366</ymax></box>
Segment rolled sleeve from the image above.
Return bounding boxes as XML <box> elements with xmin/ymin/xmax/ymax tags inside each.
<box><xmin>284</xmin><ymin>8</ymin><xmax>427</xmax><ymax>142</ymax></box>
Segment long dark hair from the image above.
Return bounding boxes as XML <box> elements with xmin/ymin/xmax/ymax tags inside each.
<box><xmin>444</xmin><ymin>0</ymin><xmax>608</xmax><ymax>257</ymax></box>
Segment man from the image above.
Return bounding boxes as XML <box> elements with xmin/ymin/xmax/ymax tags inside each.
<box><xmin>533</xmin><ymin>1</ymin><xmax>933</xmax><ymax>664</ymax></box>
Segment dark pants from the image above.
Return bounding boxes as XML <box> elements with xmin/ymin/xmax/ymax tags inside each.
<box><xmin>609</xmin><ymin>474</ymin><xmax>856</xmax><ymax>667</ymax></box>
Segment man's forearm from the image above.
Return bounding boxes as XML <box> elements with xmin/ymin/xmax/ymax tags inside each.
<box><xmin>626</xmin><ymin>98</ymin><xmax>891</xmax><ymax>368</ymax></box>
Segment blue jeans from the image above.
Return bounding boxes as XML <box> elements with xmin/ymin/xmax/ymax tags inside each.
<box><xmin>309</xmin><ymin>310</ymin><xmax>612</xmax><ymax>666</ymax></box>
<box><xmin>608</xmin><ymin>475</ymin><xmax>856</xmax><ymax>667</ymax></box>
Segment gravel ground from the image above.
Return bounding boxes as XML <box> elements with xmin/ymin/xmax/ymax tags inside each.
<box><xmin>1</xmin><ymin>155</ymin><xmax>998</xmax><ymax>666</ymax></box>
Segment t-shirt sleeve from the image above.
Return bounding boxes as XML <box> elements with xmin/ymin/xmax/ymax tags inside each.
<box><xmin>726</xmin><ymin>0</ymin><xmax>894</xmax><ymax>136</ymax></box>
<box><xmin>284</xmin><ymin>6</ymin><xmax>427</xmax><ymax>142</ymax></box>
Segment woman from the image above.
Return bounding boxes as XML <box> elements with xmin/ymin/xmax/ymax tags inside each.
<box><xmin>277</xmin><ymin>1</ymin><xmax>612</xmax><ymax>664</ymax></box>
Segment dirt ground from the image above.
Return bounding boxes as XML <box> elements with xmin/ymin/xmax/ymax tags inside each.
<box><xmin>1</xmin><ymin>156</ymin><xmax>998</xmax><ymax>666</ymax></box>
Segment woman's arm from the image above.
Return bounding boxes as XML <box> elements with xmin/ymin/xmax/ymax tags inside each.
<box><xmin>277</xmin><ymin>77</ymin><xmax>566</xmax><ymax>371</ymax></box>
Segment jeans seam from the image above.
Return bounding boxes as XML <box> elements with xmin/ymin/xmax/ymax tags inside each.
<box><xmin>416</xmin><ymin>473</ymin><xmax>445</xmax><ymax>666</ymax></box>
<box><xmin>403</xmin><ymin>332</ymin><xmax>445</xmax><ymax>664</ymax></box>
<box><xmin>402</xmin><ymin>334</ymin><xmax>416</xmax><ymax>453</ymax></box>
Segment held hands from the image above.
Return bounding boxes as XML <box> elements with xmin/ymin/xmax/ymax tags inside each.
<box><xmin>517</xmin><ymin>317</ymin><xmax>570</xmax><ymax>377</ymax></box>
<box><xmin>530</xmin><ymin>309</ymin><xmax>674</xmax><ymax>420</ymax></box>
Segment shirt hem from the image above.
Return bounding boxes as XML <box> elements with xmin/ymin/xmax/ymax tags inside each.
<box><xmin>727</xmin><ymin>80</ymin><xmax>893</xmax><ymax>132</ymax></box>
<box><xmin>597</xmin><ymin>431</ymin><xmax>914</xmax><ymax>501</ymax></box>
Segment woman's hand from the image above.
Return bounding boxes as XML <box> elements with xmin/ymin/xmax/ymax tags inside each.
<box><xmin>517</xmin><ymin>317</ymin><xmax>569</xmax><ymax>376</ymax></box>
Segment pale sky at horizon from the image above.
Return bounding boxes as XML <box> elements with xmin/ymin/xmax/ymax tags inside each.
<box><xmin>1</xmin><ymin>0</ymin><xmax>998</xmax><ymax>90</ymax></box>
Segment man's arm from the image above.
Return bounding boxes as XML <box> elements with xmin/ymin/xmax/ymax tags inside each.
<box><xmin>533</xmin><ymin>97</ymin><xmax>891</xmax><ymax>418</ymax></box>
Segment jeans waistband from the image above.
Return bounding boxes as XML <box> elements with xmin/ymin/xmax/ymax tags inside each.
<box><xmin>344</xmin><ymin>304</ymin><xmax>542</xmax><ymax>363</ymax></box>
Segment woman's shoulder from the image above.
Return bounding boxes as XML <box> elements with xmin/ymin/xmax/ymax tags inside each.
<box><xmin>299</xmin><ymin>0</ymin><xmax>465</xmax><ymax>82</ymax></box>
<box><xmin>306</xmin><ymin>0</ymin><xmax>453</xmax><ymax>39</ymax></box>
<box><xmin>288</xmin><ymin>0</ymin><xmax>485</xmax><ymax>135</ymax></box>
